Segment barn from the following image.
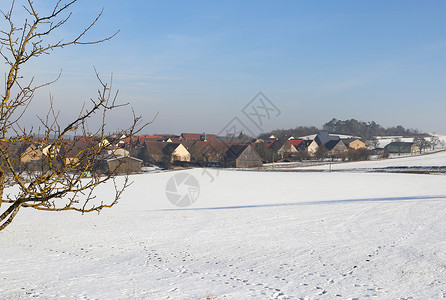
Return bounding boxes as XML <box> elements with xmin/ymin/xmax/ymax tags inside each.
<box><xmin>106</xmin><ymin>156</ymin><xmax>143</xmax><ymax>175</ymax></box>
<box><xmin>225</xmin><ymin>144</ymin><xmax>263</xmax><ymax>168</ymax></box>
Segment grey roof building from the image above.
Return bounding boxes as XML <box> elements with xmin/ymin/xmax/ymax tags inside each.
<box><xmin>315</xmin><ymin>132</ymin><xmax>340</xmax><ymax>145</ymax></box>
<box><xmin>225</xmin><ymin>144</ymin><xmax>263</xmax><ymax>168</ymax></box>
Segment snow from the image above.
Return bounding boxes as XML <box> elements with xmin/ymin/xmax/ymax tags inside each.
<box><xmin>299</xmin><ymin>134</ymin><xmax>446</xmax><ymax>149</ymax></box>
<box><xmin>292</xmin><ymin>149</ymin><xmax>446</xmax><ymax>171</ymax></box>
<box><xmin>1</xmin><ymin>153</ymin><xmax>446</xmax><ymax>299</ymax></box>
<box><xmin>374</xmin><ymin>134</ymin><xmax>446</xmax><ymax>149</ymax></box>
<box><xmin>299</xmin><ymin>133</ymin><xmax>360</xmax><ymax>140</ymax></box>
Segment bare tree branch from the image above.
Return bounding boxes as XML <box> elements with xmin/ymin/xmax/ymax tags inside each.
<box><xmin>0</xmin><ymin>0</ymin><xmax>151</xmax><ymax>231</ymax></box>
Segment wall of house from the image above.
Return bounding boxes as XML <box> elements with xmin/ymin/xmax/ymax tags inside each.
<box><xmin>235</xmin><ymin>147</ymin><xmax>263</xmax><ymax>168</ymax></box>
<box><xmin>107</xmin><ymin>148</ymin><xmax>130</xmax><ymax>157</ymax></box>
<box><xmin>108</xmin><ymin>157</ymin><xmax>142</xmax><ymax>174</ymax></box>
<box><xmin>277</xmin><ymin>143</ymin><xmax>298</xmax><ymax>157</ymax></box>
<box><xmin>172</xmin><ymin>145</ymin><xmax>191</xmax><ymax>162</ymax></box>
<box><xmin>386</xmin><ymin>145</ymin><xmax>411</xmax><ymax>153</ymax></box>
<box><xmin>331</xmin><ymin>141</ymin><xmax>348</xmax><ymax>153</ymax></box>
<box><xmin>349</xmin><ymin>140</ymin><xmax>365</xmax><ymax>150</ymax></box>
<box><xmin>307</xmin><ymin>141</ymin><xmax>318</xmax><ymax>155</ymax></box>
<box><xmin>65</xmin><ymin>157</ymin><xmax>79</xmax><ymax>166</ymax></box>
<box><xmin>21</xmin><ymin>146</ymin><xmax>43</xmax><ymax>163</ymax></box>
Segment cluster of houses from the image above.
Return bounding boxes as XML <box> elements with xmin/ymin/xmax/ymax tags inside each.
<box><xmin>133</xmin><ymin>132</ymin><xmax>264</xmax><ymax>168</ymax></box>
<box><xmin>123</xmin><ymin>131</ymin><xmax>372</xmax><ymax>169</ymax></box>
<box><xmin>4</xmin><ymin>131</ymin><xmax>422</xmax><ymax>175</ymax></box>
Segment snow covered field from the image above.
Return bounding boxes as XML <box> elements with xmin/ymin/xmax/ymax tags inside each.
<box><xmin>292</xmin><ymin>149</ymin><xmax>446</xmax><ymax>172</ymax></box>
<box><xmin>1</xmin><ymin>153</ymin><xmax>446</xmax><ymax>299</ymax></box>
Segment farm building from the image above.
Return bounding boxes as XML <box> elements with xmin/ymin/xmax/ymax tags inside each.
<box><xmin>325</xmin><ymin>140</ymin><xmax>348</xmax><ymax>153</ymax></box>
<box><xmin>277</xmin><ymin>139</ymin><xmax>304</xmax><ymax>158</ymax></box>
<box><xmin>343</xmin><ymin>138</ymin><xmax>366</xmax><ymax>150</ymax></box>
<box><xmin>225</xmin><ymin>144</ymin><xmax>263</xmax><ymax>168</ymax></box>
<box><xmin>384</xmin><ymin>142</ymin><xmax>419</xmax><ymax>154</ymax></box>
<box><xmin>162</xmin><ymin>143</ymin><xmax>191</xmax><ymax>162</ymax></box>
<box><xmin>105</xmin><ymin>156</ymin><xmax>143</xmax><ymax>175</ymax></box>
<box><xmin>315</xmin><ymin>132</ymin><xmax>340</xmax><ymax>145</ymax></box>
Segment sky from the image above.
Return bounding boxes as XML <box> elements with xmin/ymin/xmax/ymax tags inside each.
<box><xmin>1</xmin><ymin>0</ymin><xmax>446</xmax><ymax>136</ymax></box>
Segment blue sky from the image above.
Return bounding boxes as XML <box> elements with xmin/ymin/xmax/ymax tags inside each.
<box><xmin>2</xmin><ymin>1</ymin><xmax>446</xmax><ymax>135</ymax></box>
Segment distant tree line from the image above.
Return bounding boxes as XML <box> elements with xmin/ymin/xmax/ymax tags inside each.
<box><xmin>261</xmin><ymin>119</ymin><xmax>426</xmax><ymax>140</ymax></box>
<box><xmin>322</xmin><ymin>118</ymin><xmax>426</xmax><ymax>139</ymax></box>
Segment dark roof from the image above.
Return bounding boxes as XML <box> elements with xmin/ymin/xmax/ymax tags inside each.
<box><xmin>107</xmin><ymin>156</ymin><xmax>143</xmax><ymax>163</ymax></box>
<box><xmin>341</xmin><ymin>138</ymin><xmax>357</xmax><ymax>144</ymax></box>
<box><xmin>315</xmin><ymin>132</ymin><xmax>340</xmax><ymax>145</ymax></box>
<box><xmin>61</xmin><ymin>140</ymin><xmax>100</xmax><ymax>158</ymax></box>
<box><xmin>180</xmin><ymin>140</ymin><xmax>196</xmax><ymax>149</ymax></box>
<box><xmin>385</xmin><ymin>142</ymin><xmax>414</xmax><ymax>147</ymax></box>
<box><xmin>74</xmin><ymin>136</ymin><xmax>101</xmax><ymax>143</ymax></box>
<box><xmin>143</xmin><ymin>141</ymin><xmax>166</xmax><ymax>154</ymax></box>
<box><xmin>166</xmin><ymin>137</ymin><xmax>181</xmax><ymax>143</ymax></box>
<box><xmin>325</xmin><ymin>140</ymin><xmax>343</xmax><ymax>151</ymax></box>
<box><xmin>301</xmin><ymin>140</ymin><xmax>314</xmax><ymax>147</ymax></box>
<box><xmin>162</xmin><ymin>143</ymin><xmax>181</xmax><ymax>154</ymax></box>
<box><xmin>225</xmin><ymin>144</ymin><xmax>249</xmax><ymax>161</ymax></box>
<box><xmin>192</xmin><ymin>141</ymin><xmax>227</xmax><ymax>150</ymax></box>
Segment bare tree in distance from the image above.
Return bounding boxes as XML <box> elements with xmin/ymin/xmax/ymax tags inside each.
<box><xmin>413</xmin><ymin>136</ymin><xmax>430</xmax><ymax>154</ymax></box>
<box><xmin>429</xmin><ymin>135</ymin><xmax>440</xmax><ymax>150</ymax></box>
<box><xmin>0</xmin><ymin>0</ymin><xmax>151</xmax><ymax>231</ymax></box>
<box><xmin>365</xmin><ymin>136</ymin><xmax>379</xmax><ymax>149</ymax></box>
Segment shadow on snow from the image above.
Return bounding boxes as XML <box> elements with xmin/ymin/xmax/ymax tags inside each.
<box><xmin>161</xmin><ymin>195</ymin><xmax>446</xmax><ymax>211</ymax></box>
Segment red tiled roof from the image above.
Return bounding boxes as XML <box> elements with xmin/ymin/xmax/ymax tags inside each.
<box><xmin>123</xmin><ymin>136</ymin><xmax>138</xmax><ymax>144</ymax></box>
<box><xmin>181</xmin><ymin>133</ymin><xmax>216</xmax><ymax>142</ymax></box>
<box><xmin>205</xmin><ymin>134</ymin><xmax>216</xmax><ymax>142</ymax></box>
<box><xmin>181</xmin><ymin>133</ymin><xmax>201</xmax><ymax>140</ymax></box>
<box><xmin>138</xmin><ymin>135</ymin><xmax>164</xmax><ymax>143</ymax></box>
<box><xmin>289</xmin><ymin>139</ymin><xmax>303</xmax><ymax>147</ymax></box>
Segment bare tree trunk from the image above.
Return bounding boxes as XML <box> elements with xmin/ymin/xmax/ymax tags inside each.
<box><xmin>0</xmin><ymin>169</ymin><xmax>3</xmax><ymax>210</ymax></box>
<box><xmin>0</xmin><ymin>0</ymin><xmax>152</xmax><ymax>231</ymax></box>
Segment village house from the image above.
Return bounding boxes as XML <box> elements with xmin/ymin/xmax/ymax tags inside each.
<box><xmin>264</xmin><ymin>135</ymin><xmax>279</xmax><ymax>147</ymax></box>
<box><xmin>225</xmin><ymin>144</ymin><xmax>263</xmax><ymax>168</ymax></box>
<box><xmin>342</xmin><ymin>138</ymin><xmax>366</xmax><ymax>150</ymax></box>
<box><xmin>315</xmin><ymin>132</ymin><xmax>340</xmax><ymax>145</ymax></box>
<box><xmin>306</xmin><ymin>140</ymin><xmax>319</xmax><ymax>155</ymax></box>
<box><xmin>308</xmin><ymin>132</ymin><xmax>349</xmax><ymax>156</ymax></box>
<box><xmin>189</xmin><ymin>141</ymin><xmax>228</xmax><ymax>163</ymax></box>
<box><xmin>384</xmin><ymin>142</ymin><xmax>419</xmax><ymax>154</ymax></box>
<box><xmin>325</xmin><ymin>139</ymin><xmax>348</xmax><ymax>154</ymax></box>
<box><xmin>138</xmin><ymin>135</ymin><xmax>164</xmax><ymax>143</ymax></box>
<box><xmin>19</xmin><ymin>143</ymin><xmax>43</xmax><ymax>164</ymax></box>
<box><xmin>105</xmin><ymin>156</ymin><xmax>143</xmax><ymax>175</ymax></box>
<box><xmin>180</xmin><ymin>133</ymin><xmax>216</xmax><ymax>142</ymax></box>
<box><xmin>143</xmin><ymin>141</ymin><xmax>166</xmax><ymax>162</ymax></box>
<box><xmin>141</xmin><ymin>141</ymin><xmax>191</xmax><ymax>163</ymax></box>
<box><xmin>105</xmin><ymin>134</ymin><xmax>127</xmax><ymax>147</ymax></box>
<box><xmin>104</xmin><ymin>147</ymin><xmax>130</xmax><ymax>158</ymax></box>
<box><xmin>162</xmin><ymin>143</ymin><xmax>191</xmax><ymax>162</ymax></box>
<box><xmin>60</xmin><ymin>139</ymin><xmax>100</xmax><ymax>166</ymax></box>
<box><xmin>41</xmin><ymin>144</ymin><xmax>60</xmax><ymax>158</ymax></box>
<box><xmin>277</xmin><ymin>139</ymin><xmax>304</xmax><ymax>158</ymax></box>
<box><xmin>164</xmin><ymin>136</ymin><xmax>181</xmax><ymax>143</ymax></box>
<box><xmin>123</xmin><ymin>136</ymin><xmax>139</xmax><ymax>144</ymax></box>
